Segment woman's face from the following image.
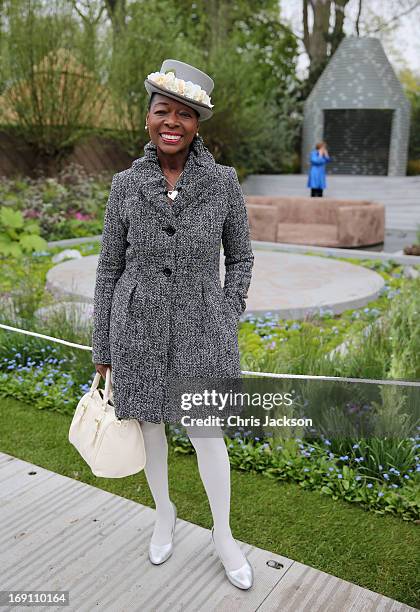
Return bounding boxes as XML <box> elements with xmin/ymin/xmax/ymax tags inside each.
<box><xmin>146</xmin><ymin>93</ymin><xmax>199</xmax><ymax>154</ymax></box>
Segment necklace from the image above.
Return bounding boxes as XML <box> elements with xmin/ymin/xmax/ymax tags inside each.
<box><xmin>163</xmin><ymin>170</ymin><xmax>184</xmax><ymax>201</ymax></box>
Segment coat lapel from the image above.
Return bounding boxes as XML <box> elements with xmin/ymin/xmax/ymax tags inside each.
<box><xmin>130</xmin><ymin>134</ymin><xmax>217</xmax><ymax>220</ymax></box>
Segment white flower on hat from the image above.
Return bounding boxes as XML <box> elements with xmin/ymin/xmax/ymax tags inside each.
<box><xmin>147</xmin><ymin>70</ymin><xmax>214</xmax><ymax>108</ymax></box>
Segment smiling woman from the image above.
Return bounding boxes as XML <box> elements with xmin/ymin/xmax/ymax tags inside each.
<box><xmin>91</xmin><ymin>59</ymin><xmax>255</xmax><ymax>591</ymax></box>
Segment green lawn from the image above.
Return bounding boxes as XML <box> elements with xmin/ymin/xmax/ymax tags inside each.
<box><xmin>1</xmin><ymin>398</ymin><xmax>419</xmax><ymax>609</ymax></box>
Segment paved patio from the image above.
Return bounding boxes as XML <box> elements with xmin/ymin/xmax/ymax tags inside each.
<box><xmin>1</xmin><ymin>452</ymin><xmax>416</xmax><ymax>612</ymax></box>
<box><xmin>45</xmin><ymin>250</ymin><xmax>386</xmax><ymax>320</ymax></box>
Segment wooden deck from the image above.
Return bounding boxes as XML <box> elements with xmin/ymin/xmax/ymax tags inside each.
<box><xmin>0</xmin><ymin>452</ymin><xmax>416</xmax><ymax>612</ymax></box>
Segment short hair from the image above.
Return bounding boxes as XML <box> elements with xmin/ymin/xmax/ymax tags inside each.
<box><xmin>315</xmin><ymin>141</ymin><xmax>326</xmax><ymax>149</ymax></box>
<box><xmin>147</xmin><ymin>92</ymin><xmax>199</xmax><ymax>119</ymax></box>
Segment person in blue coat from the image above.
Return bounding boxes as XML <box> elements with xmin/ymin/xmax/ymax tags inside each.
<box><xmin>307</xmin><ymin>141</ymin><xmax>331</xmax><ymax>196</ymax></box>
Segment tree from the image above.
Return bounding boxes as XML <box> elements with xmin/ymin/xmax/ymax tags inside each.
<box><xmin>104</xmin><ymin>0</ymin><xmax>126</xmax><ymax>40</ymax></box>
<box><xmin>302</xmin><ymin>0</ymin><xmax>350</xmax><ymax>93</ymax></box>
<box><xmin>399</xmin><ymin>67</ymin><xmax>420</xmax><ymax>166</ymax></box>
<box><xmin>354</xmin><ymin>0</ymin><xmax>420</xmax><ymax>36</ymax></box>
<box><xmin>295</xmin><ymin>0</ymin><xmax>420</xmax><ymax>97</ymax></box>
<box><xmin>70</xmin><ymin>0</ymin><xmax>106</xmax><ymax>70</ymax></box>
<box><xmin>0</xmin><ymin>0</ymin><xmax>106</xmax><ymax>173</ymax></box>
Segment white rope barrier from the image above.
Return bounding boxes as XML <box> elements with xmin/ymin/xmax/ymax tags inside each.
<box><xmin>0</xmin><ymin>323</ymin><xmax>92</xmax><ymax>351</ymax></box>
<box><xmin>241</xmin><ymin>370</ymin><xmax>420</xmax><ymax>387</ymax></box>
<box><xmin>1</xmin><ymin>322</ymin><xmax>419</xmax><ymax>387</ymax></box>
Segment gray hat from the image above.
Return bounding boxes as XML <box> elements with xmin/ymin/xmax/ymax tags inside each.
<box><xmin>144</xmin><ymin>59</ymin><xmax>214</xmax><ymax>122</ymax></box>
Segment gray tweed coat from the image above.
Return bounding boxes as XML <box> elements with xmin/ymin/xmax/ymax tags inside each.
<box><xmin>91</xmin><ymin>134</ymin><xmax>254</xmax><ymax>423</ymax></box>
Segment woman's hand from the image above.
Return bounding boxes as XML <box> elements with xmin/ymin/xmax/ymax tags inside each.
<box><xmin>95</xmin><ymin>363</ymin><xmax>112</xmax><ymax>381</ymax></box>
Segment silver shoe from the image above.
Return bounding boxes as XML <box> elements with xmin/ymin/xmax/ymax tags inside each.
<box><xmin>211</xmin><ymin>527</ymin><xmax>254</xmax><ymax>590</ymax></box>
<box><xmin>148</xmin><ymin>501</ymin><xmax>177</xmax><ymax>565</ymax></box>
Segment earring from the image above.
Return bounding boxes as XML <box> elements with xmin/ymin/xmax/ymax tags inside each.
<box><xmin>145</xmin><ymin>124</ymin><xmax>148</xmax><ymax>130</ymax></box>
<box><xmin>196</xmin><ymin>132</ymin><xmax>199</xmax><ymax>136</ymax></box>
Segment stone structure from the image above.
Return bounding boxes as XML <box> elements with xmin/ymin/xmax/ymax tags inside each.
<box><xmin>301</xmin><ymin>37</ymin><xmax>411</xmax><ymax>176</ymax></box>
<box><xmin>245</xmin><ymin>196</ymin><xmax>385</xmax><ymax>248</ymax></box>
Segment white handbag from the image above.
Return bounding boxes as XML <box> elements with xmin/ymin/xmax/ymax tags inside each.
<box><xmin>68</xmin><ymin>367</ymin><xmax>146</xmax><ymax>478</ymax></box>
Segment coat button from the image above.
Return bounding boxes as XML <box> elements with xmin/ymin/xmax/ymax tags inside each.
<box><xmin>163</xmin><ymin>267</ymin><xmax>172</xmax><ymax>277</ymax></box>
<box><xmin>164</xmin><ymin>225</ymin><xmax>176</xmax><ymax>236</ymax></box>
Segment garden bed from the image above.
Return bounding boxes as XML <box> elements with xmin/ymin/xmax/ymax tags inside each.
<box><xmin>0</xmin><ymin>165</ymin><xmax>112</xmax><ymax>242</ymax></box>
<box><xmin>0</xmin><ymin>244</ymin><xmax>419</xmax><ymax>523</ymax></box>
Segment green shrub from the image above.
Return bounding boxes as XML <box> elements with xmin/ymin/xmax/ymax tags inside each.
<box><xmin>0</xmin><ymin>164</ymin><xmax>111</xmax><ymax>241</ymax></box>
<box><xmin>0</xmin><ymin>206</ymin><xmax>48</xmax><ymax>258</ymax></box>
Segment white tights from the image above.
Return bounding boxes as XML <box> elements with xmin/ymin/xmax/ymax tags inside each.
<box><xmin>139</xmin><ymin>420</ymin><xmax>247</xmax><ymax>571</ymax></box>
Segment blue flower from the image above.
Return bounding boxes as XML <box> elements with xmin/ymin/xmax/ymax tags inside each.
<box><xmin>383</xmin><ymin>473</ymin><xmax>389</xmax><ymax>480</ymax></box>
<box><xmin>337</xmin><ymin>473</ymin><xmax>343</xmax><ymax>479</ymax></box>
<box><xmin>355</xmin><ymin>475</ymin><xmax>361</xmax><ymax>481</ymax></box>
<box><xmin>378</xmin><ymin>491</ymin><xmax>384</xmax><ymax>497</ymax></box>
<box><xmin>339</xmin><ymin>455</ymin><xmax>349</xmax><ymax>461</ymax></box>
<box><xmin>367</xmin><ymin>483</ymin><xmax>373</xmax><ymax>489</ymax></box>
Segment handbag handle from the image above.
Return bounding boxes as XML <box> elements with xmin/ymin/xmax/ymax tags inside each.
<box><xmin>89</xmin><ymin>367</ymin><xmax>113</xmax><ymax>408</ymax></box>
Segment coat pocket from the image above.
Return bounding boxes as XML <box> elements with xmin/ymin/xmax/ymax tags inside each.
<box><xmin>213</xmin><ymin>280</ymin><xmax>239</xmax><ymax>324</ymax></box>
<box><xmin>202</xmin><ymin>280</ymin><xmax>238</xmax><ymax>330</ymax></box>
<box><xmin>222</xmin><ymin>294</ymin><xmax>240</xmax><ymax>323</ymax></box>
<box><xmin>110</xmin><ymin>276</ymin><xmax>139</xmax><ymax>328</ymax></box>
